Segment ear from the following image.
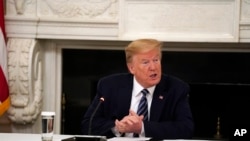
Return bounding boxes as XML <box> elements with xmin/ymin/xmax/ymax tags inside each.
<box><xmin>127</xmin><ymin>63</ymin><xmax>135</xmax><ymax>74</ymax></box>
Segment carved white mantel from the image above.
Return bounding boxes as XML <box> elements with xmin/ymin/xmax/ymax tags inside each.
<box><xmin>5</xmin><ymin>0</ymin><xmax>250</xmax><ymax>42</ymax></box>
<box><xmin>1</xmin><ymin>0</ymin><xmax>250</xmax><ymax>134</ymax></box>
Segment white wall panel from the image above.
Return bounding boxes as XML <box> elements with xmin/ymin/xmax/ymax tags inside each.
<box><xmin>120</xmin><ymin>0</ymin><xmax>240</xmax><ymax>42</ymax></box>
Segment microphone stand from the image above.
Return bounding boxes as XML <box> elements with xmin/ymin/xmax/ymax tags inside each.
<box><xmin>88</xmin><ymin>97</ymin><xmax>104</xmax><ymax>135</ymax></box>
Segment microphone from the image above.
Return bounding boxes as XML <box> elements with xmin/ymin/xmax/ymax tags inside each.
<box><xmin>88</xmin><ymin>97</ymin><xmax>105</xmax><ymax>135</ymax></box>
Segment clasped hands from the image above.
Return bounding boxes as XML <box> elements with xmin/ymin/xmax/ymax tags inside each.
<box><xmin>115</xmin><ymin>110</ymin><xmax>144</xmax><ymax>134</ymax></box>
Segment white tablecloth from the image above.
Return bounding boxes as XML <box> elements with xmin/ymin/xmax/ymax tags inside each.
<box><xmin>0</xmin><ymin>133</ymin><xmax>73</xmax><ymax>141</ymax></box>
<box><xmin>0</xmin><ymin>133</ymin><xmax>220</xmax><ymax>141</ymax></box>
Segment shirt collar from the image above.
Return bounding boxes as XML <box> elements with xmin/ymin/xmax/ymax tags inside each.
<box><xmin>133</xmin><ymin>76</ymin><xmax>156</xmax><ymax>97</ymax></box>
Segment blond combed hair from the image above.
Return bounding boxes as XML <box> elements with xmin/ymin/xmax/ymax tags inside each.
<box><xmin>125</xmin><ymin>39</ymin><xmax>163</xmax><ymax>63</ymax></box>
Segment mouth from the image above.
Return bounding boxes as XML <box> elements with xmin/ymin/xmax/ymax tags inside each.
<box><xmin>150</xmin><ymin>73</ymin><xmax>157</xmax><ymax>79</ymax></box>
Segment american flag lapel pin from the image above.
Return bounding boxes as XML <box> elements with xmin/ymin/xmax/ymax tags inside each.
<box><xmin>159</xmin><ymin>95</ymin><xmax>163</xmax><ymax>100</ymax></box>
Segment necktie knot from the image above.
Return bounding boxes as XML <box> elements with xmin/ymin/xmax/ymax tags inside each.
<box><xmin>141</xmin><ymin>89</ymin><xmax>149</xmax><ymax>96</ymax></box>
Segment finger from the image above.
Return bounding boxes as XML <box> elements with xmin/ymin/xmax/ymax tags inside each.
<box><xmin>126</xmin><ymin>116</ymin><xmax>141</xmax><ymax>125</ymax></box>
<box><xmin>139</xmin><ymin>115</ymin><xmax>144</xmax><ymax>120</ymax></box>
<box><xmin>129</xmin><ymin>110</ymin><xmax>137</xmax><ymax>116</ymax></box>
<box><xmin>115</xmin><ymin>119</ymin><xmax>120</xmax><ymax>125</ymax></box>
<box><xmin>120</xmin><ymin>116</ymin><xmax>130</xmax><ymax>123</ymax></box>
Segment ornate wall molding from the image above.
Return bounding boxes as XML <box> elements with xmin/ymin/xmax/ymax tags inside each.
<box><xmin>6</xmin><ymin>0</ymin><xmax>250</xmax><ymax>42</ymax></box>
<box><xmin>7</xmin><ymin>38</ymin><xmax>43</xmax><ymax>124</ymax></box>
<box><xmin>241</xmin><ymin>0</ymin><xmax>250</xmax><ymax>19</ymax></box>
<box><xmin>243</xmin><ymin>0</ymin><xmax>250</xmax><ymax>4</ymax></box>
<box><xmin>41</xmin><ymin>0</ymin><xmax>118</xmax><ymax>19</ymax></box>
<box><xmin>7</xmin><ymin>0</ymin><xmax>118</xmax><ymax>20</ymax></box>
<box><xmin>7</xmin><ymin>0</ymin><xmax>36</xmax><ymax>15</ymax></box>
<box><xmin>240</xmin><ymin>0</ymin><xmax>250</xmax><ymax>42</ymax></box>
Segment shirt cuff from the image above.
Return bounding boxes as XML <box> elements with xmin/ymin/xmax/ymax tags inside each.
<box><xmin>139</xmin><ymin>122</ymin><xmax>145</xmax><ymax>137</ymax></box>
<box><xmin>111</xmin><ymin>127</ymin><xmax>124</xmax><ymax>137</ymax></box>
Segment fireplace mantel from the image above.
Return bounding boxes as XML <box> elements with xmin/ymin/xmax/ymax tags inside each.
<box><xmin>1</xmin><ymin>0</ymin><xmax>250</xmax><ymax>135</ymax></box>
<box><xmin>4</xmin><ymin>0</ymin><xmax>250</xmax><ymax>42</ymax></box>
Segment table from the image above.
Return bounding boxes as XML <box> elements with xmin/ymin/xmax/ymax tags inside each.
<box><xmin>0</xmin><ymin>133</ymin><xmax>222</xmax><ymax>141</ymax></box>
<box><xmin>0</xmin><ymin>133</ymin><xmax>73</xmax><ymax>141</ymax></box>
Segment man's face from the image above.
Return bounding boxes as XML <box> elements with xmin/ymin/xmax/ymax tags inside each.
<box><xmin>127</xmin><ymin>48</ymin><xmax>162</xmax><ymax>88</ymax></box>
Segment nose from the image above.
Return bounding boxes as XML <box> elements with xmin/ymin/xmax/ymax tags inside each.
<box><xmin>149</xmin><ymin>61</ymin><xmax>156</xmax><ymax>70</ymax></box>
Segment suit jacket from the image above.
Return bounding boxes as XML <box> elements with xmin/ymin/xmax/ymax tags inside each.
<box><xmin>81</xmin><ymin>73</ymin><xmax>194</xmax><ymax>139</ymax></box>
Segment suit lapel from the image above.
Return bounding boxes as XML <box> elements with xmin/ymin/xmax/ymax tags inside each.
<box><xmin>150</xmin><ymin>77</ymin><xmax>170</xmax><ymax>121</ymax></box>
<box><xmin>116</xmin><ymin>74</ymin><xmax>133</xmax><ymax>118</ymax></box>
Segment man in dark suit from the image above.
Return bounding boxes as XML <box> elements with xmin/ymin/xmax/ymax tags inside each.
<box><xmin>81</xmin><ymin>39</ymin><xmax>194</xmax><ymax>139</ymax></box>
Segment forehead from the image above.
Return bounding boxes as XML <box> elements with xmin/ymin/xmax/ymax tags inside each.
<box><xmin>133</xmin><ymin>49</ymin><xmax>161</xmax><ymax>60</ymax></box>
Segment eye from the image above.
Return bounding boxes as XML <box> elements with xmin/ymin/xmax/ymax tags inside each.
<box><xmin>153</xmin><ymin>58</ymin><xmax>159</xmax><ymax>63</ymax></box>
<box><xmin>142</xmin><ymin>60</ymin><xmax>149</xmax><ymax>65</ymax></box>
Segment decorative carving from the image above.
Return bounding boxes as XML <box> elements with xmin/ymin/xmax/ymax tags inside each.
<box><xmin>244</xmin><ymin>0</ymin><xmax>250</xmax><ymax>4</ymax></box>
<box><xmin>8</xmin><ymin>0</ymin><xmax>35</xmax><ymax>15</ymax></box>
<box><xmin>7</xmin><ymin>39</ymin><xmax>43</xmax><ymax>124</ymax></box>
<box><xmin>42</xmin><ymin>0</ymin><xmax>118</xmax><ymax>18</ymax></box>
<box><xmin>14</xmin><ymin>0</ymin><xmax>25</xmax><ymax>14</ymax></box>
<box><xmin>242</xmin><ymin>0</ymin><xmax>250</xmax><ymax>19</ymax></box>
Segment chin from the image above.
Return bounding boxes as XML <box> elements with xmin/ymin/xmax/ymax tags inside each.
<box><xmin>150</xmin><ymin>79</ymin><xmax>160</xmax><ymax>86</ymax></box>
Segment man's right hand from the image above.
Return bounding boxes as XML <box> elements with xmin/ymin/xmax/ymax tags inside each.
<box><xmin>115</xmin><ymin>110</ymin><xmax>144</xmax><ymax>134</ymax></box>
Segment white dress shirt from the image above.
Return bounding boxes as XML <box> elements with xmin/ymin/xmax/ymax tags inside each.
<box><xmin>126</xmin><ymin>77</ymin><xmax>155</xmax><ymax>137</ymax></box>
<box><xmin>112</xmin><ymin>76</ymin><xmax>155</xmax><ymax>137</ymax></box>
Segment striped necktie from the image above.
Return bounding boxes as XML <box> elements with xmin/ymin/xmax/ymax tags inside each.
<box><xmin>134</xmin><ymin>89</ymin><xmax>149</xmax><ymax>137</ymax></box>
<box><xmin>137</xmin><ymin>89</ymin><xmax>149</xmax><ymax>121</ymax></box>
